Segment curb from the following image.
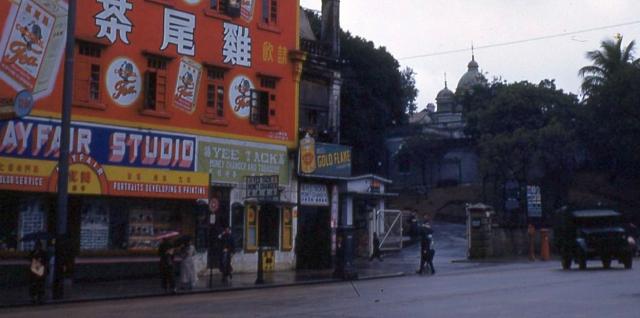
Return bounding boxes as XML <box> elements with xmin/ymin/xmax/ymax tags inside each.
<box><xmin>0</xmin><ymin>272</ymin><xmax>405</xmax><ymax>310</ymax></box>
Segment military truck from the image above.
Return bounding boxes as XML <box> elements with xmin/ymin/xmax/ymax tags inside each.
<box><xmin>554</xmin><ymin>207</ymin><xmax>635</xmax><ymax>270</ymax></box>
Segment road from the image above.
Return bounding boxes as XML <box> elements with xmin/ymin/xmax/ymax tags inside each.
<box><xmin>2</xmin><ymin>222</ymin><xmax>638</xmax><ymax>317</ymax></box>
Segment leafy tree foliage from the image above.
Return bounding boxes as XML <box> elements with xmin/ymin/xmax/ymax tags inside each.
<box><xmin>461</xmin><ymin>80</ymin><xmax>579</xmax><ymax>215</ymax></box>
<box><xmin>302</xmin><ymin>10</ymin><xmax>418</xmax><ymax>174</ymax></box>
<box><xmin>578</xmin><ymin>36</ymin><xmax>640</xmax><ymax>179</ymax></box>
<box><xmin>340</xmin><ymin>33</ymin><xmax>418</xmax><ymax>174</ymax></box>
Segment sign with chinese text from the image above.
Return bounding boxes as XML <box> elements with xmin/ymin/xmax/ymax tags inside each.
<box><xmin>0</xmin><ymin>0</ymin><xmax>67</xmax><ymax>99</ymax></box>
<box><xmin>527</xmin><ymin>185</ymin><xmax>542</xmax><ymax>218</ymax></box>
<box><xmin>197</xmin><ymin>135</ymin><xmax>288</xmax><ymax>184</ymax></box>
<box><xmin>173</xmin><ymin>57</ymin><xmax>202</xmax><ymax>114</ymax></box>
<box><xmin>245</xmin><ymin>175</ymin><xmax>278</xmax><ymax>201</ymax></box>
<box><xmin>300</xmin><ymin>183</ymin><xmax>329</xmax><ymax>207</ymax></box>
<box><xmin>0</xmin><ymin>117</ymin><xmax>207</xmax><ymax>199</ymax></box>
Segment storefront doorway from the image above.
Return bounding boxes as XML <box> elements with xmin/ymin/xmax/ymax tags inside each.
<box><xmin>258</xmin><ymin>203</ymin><xmax>279</xmax><ymax>248</ymax></box>
<box><xmin>296</xmin><ymin>206</ymin><xmax>331</xmax><ymax>269</ymax></box>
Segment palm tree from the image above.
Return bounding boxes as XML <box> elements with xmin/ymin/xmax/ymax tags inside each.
<box><xmin>579</xmin><ymin>35</ymin><xmax>639</xmax><ymax>97</ymax></box>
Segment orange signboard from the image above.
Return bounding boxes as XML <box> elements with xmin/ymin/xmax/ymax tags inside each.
<box><xmin>0</xmin><ymin>0</ymin><xmax>300</xmax><ymax>147</ymax></box>
<box><xmin>0</xmin><ymin>0</ymin><xmax>301</xmax><ymax>199</ymax></box>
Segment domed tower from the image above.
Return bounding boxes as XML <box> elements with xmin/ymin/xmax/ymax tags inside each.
<box><xmin>456</xmin><ymin>51</ymin><xmax>487</xmax><ymax>95</ymax></box>
<box><xmin>436</xmin><ymin>80</ymin><xmax>455</xmax><ymax>113</ymax></box>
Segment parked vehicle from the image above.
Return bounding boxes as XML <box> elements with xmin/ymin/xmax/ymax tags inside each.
<box><xmin>554</xmin><ymin>207</ymin><xmax>635</xmax><ymax>270</ymax></box>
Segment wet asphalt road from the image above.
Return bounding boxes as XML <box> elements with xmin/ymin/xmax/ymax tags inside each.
<box><xmin>2</xmin><ymin>222</ymin><xmax>639</xmax><ymax>318</ymax></box>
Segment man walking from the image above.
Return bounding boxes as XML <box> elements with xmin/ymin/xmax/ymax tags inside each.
<box><xmin>417</xmin><ymin>222</ymin><xmax>435</xmax><ymax>275</ymax></box>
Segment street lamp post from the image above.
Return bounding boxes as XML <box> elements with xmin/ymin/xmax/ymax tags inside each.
<box><xmin>53</xmin><ymin>0</ymin><xmax>76</xmax><ymax>300</ymax></box>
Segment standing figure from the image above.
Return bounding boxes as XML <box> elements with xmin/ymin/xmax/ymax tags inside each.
<box><xmin>28</xmin><ymin>241</ymin><xmax>47</xmax><ymax>304</ymax></box>
<box><xmin>418</xmin><ymin>222</ymin><xmax>436</xmax><ymax>275</ymax></box>
<box><xmin>219</xmin><ymin>227</ymin><xmax>234</xmax><ymax>283</ymax></box>
<box><xmin>158</xmin><ymin>238</ymin><xmax>176</xmax><ymax>293</ymax></box>
<box><xmin>179</xmin><ymin>239</ymin><xmax>197</xmax><ymax>290</ymax></box>
<box><xmin>369</xmin><ymin>232</ymin><xmax>383</xmax><ymax>262</ymax></box>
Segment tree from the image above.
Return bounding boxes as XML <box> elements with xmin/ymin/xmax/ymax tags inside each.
<box><xmin>579</xmin><ymin>36</ymin><xmax>639</xmax><ymax>97</ymax></box>
<box><xmin>339</xmin><ymin>32</ymin><xmax>418</xmax><ymax>174</ymax></box>
<box><xmin>401</xmin><ymin>67</ymin><xmax>419</xmax><ymax>116</ymax></box>
<box><xmin>463</xmin><ymin>80</ymin><xmax>579</xmax><ymax>221</ymax></box>
<box><xmin>578</xmin><ymin>36</ymin><xmax>640</xmax><ymax>179</ymax></box>
<box><xmin>302</xmin><ymin>10</ymin><xmax>418</xmax><ymax>174</ymax></box>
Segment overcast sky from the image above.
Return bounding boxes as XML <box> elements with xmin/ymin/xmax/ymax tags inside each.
<box><xmin>300</xmin><ymin>0</ymin><xmax>640</xmax><ymax>109</ymax></box>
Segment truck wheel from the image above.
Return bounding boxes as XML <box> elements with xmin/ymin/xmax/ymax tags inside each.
<box><xmin>561</xmin><ymin>256</ymin><xmax>571</xmax><ymax>270</ymax></box>
<box><xmin>602</xmin><ymin>257</ymin><xmax>611</xmax><ymax>269</ymax></box>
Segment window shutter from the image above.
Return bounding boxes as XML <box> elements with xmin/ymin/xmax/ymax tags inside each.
<box><xmin>250</xmin><ymin>89</ymin><xmax>259</xmax><ymax>124</ymax></box>
<box><xmin>156</xmin><ymin>70</ymin><xmax>168</xmax><ymax>111</ymax></box>
<box><xmin>74</xmin><ymin>60</ymin><xmax>91</xmax><ymax>103</ymax></box>
<box><xmin>144</xmin><ymin>72</ymin><xmax>154</xmax><ymax>110</ymax></box>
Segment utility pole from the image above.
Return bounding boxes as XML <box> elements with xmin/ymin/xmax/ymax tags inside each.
<box><xmin>53</xmin><ymin>0</ymin><xmax>76</xmax><ymax>300</ymax></box>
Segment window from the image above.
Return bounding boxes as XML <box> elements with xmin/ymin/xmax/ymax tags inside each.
<box><xmin>261</xmin><ymin>0</ymin><xmax>278</xmax><ymax>24</ymax></box>
<box><xmin>74</xmin><ymin>42</ymin><xmax>104</xmax><ymax>109</ymax></box>
<box><xmin>142</xmin><ymin>55</ymin><xmax>171</xmax><ymax>117</ymax></box>
<box><xmin>206</xmin><ymin>68</ymin><xmax>224</xmax><ymax>117</ymax></box>
<box><xmin>201</xmin><ymin>66</ymin><xmax>228</xmax><ymax>125</ymax></box>
<box><xmin>250</xmin><ymin>90</ymin><xmax>270</xmax><ymax>125</ymax></box>
<box><xmin>208</xmin><ymin>0</ymin><xmax>239</xmax><ymax>18</ymax></box>
<box><xmin>260</xmin><ymin>77</ymin><xmax>277</xmax><ymax>89</ymax></box>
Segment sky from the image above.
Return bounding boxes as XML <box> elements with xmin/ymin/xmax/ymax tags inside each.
<box><xmin>299</xmin><ymin>0</ymin><xmax>640</xmax><ymax>109</ymax></box>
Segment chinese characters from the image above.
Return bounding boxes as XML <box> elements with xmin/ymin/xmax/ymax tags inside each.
<box><xmin>95</xmin><ymin>0</ymin><xmax>133</xmax><ymax>44</ymax></box>
<box><xmin>161</xmin><ymin>8</ymin><xmax>196</xmax><ymax>56</ymax></box>
<box><xmin>223</xmin><ymin>22</ymin><xmax>252</xmax><ymax>67</ymax></box>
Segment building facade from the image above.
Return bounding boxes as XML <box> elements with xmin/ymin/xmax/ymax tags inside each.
<box><xmin>385</xmin><ymin>54</ymin><xmax>486</xmax><ymax>193</ymax></box>
<box><xmin>0</xmin><ymin>0</ymin><xmax>304</xmax><ymax>274</ymax></box>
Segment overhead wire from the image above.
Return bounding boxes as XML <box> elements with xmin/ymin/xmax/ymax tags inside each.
<box><xmin>399</xmin><ymin>20</ymin><xmax>640</xmax><ymax>60</ymax></box>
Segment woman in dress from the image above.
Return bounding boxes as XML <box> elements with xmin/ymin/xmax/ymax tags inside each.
<box><xmin>179</xmin><ymin>239</ymin><xmax>197</xmax><ymax>290</ymax></box>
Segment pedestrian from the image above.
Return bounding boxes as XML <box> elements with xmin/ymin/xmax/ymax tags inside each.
<box><xmin>179</xmin><ymin>239</ymin><xmax>197</xmax><ymax>290</ymax></box>
<box><xmin>417</xmin><ymin>222</ymin><xmax>435</xmax><ymax>275</ymax></box>
<box><xmin>158</xmin><ymin>238</ymin><xmax>176</xmax><ymax>293</ymax></box>
<box><xmin>219</xmin><ymin>227</ymin><xmax>234</xmax><ymax>283</ymax></box>
<box><xmin>369</xmin><ymin>232</ymin><xmax>383</xmax><ymax>262</ymax></box>
<box><xmin>46</xmin><ymin>238</ymin><xmax>55</xmax><ymax>288</ymax></box>
<box><xmin>28</xmin><ymin>240</ymin><xmax>47</xmax><ymax>304</ymax></box>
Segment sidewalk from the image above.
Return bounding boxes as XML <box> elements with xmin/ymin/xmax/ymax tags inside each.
<box><xmin>0</xmin><ymin>257</ymin><xmax>405</xmax><ymax>308</ymax></box>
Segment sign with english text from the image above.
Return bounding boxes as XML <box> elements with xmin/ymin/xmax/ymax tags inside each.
<box><xmin>197</xmin><ymin>135</ymin><xmax>288</xmax><ymax>184</ymax></box>
<box><xmin>0</xmin><ymin>117</ymin><xmax>196</xmax><ymax>171</ymax></box>
<box><xmin>298</xmin><ymin>141</ymin><xmax>351</xmax><ymax>178</ymax></box>
<box><xmin>0</xmin><ymin>116</ymin><xmax>207</xmax><ymax>199</ymax></box>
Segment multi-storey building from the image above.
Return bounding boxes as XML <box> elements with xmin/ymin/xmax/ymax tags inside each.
<box><xmin>0</xmin><ymin>0</ymin><xmax>305</xmax><ymax>277</ymax></box>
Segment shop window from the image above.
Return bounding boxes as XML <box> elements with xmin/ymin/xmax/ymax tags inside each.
<box><xmin>74</xmin><ymin>41</ymin><xmax>105</xmax><ymax>109</ymax></box>
<box><xmin>245</xmin><ymin>204</ymin><xmax>258</xmax><ymax>252</ymax></box>
<box><xmin>258</xmin><ymin>204</ymin><xmax>279</xmax><ymax>248</ymax></box>
<box><xmin>80</xmin><ymin>200</ymin><xmax>110</xmax><ymax>251</ymax></box>
<box><xmin>201</xmin><ymin>66</ymin><xmax>228</xmax><ymax>125</ymax></box>
<box><xmin>250</xmin><ymin>90</ymin><xmax>271</xmax><ymax>126</ymax></box>
<box><xmin>142</xmin><ymin>55</ymin><xmax>171</xmax><ymax>118</ymax></box>
<box><xmin>261</xmin><ymin>0</ymin><xmax>278</xmax><ymax>25</ymax></box>
<box><xmin>281</xmin><ymin>206</ymin><xmax>292</xmax><ymax>251</ymax></box>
